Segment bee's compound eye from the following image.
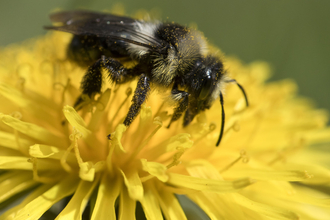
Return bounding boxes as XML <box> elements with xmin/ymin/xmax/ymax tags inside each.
<box><xmin>199</xmin><ymin>73</ymin><xmax>213</xmax><ymax>100</ymax></box>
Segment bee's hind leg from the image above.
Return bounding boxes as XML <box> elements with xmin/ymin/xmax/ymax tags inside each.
<box><xmin>123</xmin><ymin>74</ymin><xmax>151</xmax><ymax>127</ymax></box>
<box><xmin>74</xmin><ymin>55</ymin><xmax>134</xmax><ymax>110</ymax></box>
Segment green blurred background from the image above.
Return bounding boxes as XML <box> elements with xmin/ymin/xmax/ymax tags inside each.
<box><xmin>1</xmin><ymin>0</ymin><xmax>329</xmax><ymax>114</ymax></box>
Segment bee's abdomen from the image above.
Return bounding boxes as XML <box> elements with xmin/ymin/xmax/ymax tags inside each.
<box><xmin>67</xmin><ymin>35</ymin><xmax>131</xmax><ymax>66</ymax></box>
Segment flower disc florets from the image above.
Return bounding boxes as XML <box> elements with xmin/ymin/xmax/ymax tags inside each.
<box><xmin>0</xmin><ymin>28</ymin><xmax>330</xmax><ymax>219</ymax></box>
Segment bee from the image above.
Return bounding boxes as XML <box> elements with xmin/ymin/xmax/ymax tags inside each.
<box><xmin>45</xmin><ymin>10</ymin><xmax>248</xmax><ymax>146</ymax></box>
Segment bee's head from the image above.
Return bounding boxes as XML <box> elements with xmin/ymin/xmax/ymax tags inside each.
<box><xmin>187</xmin><ymin>55</ymin><xmax>248</xmax><ymax>147</ymax></box>
<box><xmin>184</xmin><ymin>55</ymin><xmax>248</xmax><ymax>147</ymax></box>
<box><xmin>189</xmin><ymin>55</ymin><xmax>225</xmax><ymax>110</ymax></box>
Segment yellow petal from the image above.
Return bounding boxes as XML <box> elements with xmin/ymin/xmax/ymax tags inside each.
<box><xmin>62</xmin><ymin>105</ymin><xmax>91</xmax><ymax>137</ymax></box>
<box><xmin>0</xmin><ymin>131</ymin><xmax>34</xmax><ymax>151</ymax></box>
<box><xmin>0</xmin><ymin>171</ymin><xmax>37</xmax><ymax>203</ymax></box>
<box><xmin>111</xmin><ymin>124</ymin><xmax>127</xmax><ymax>154</ymax></box>
<box><xmin>91</xmin><ymin>174</ymin><xmax>121</xmax><ymax>220</ymax></box>
<box><xmin>188</xmin><ymin>193</ymin><xmax>226</xmax><ymax>220</ymax></box>
<box><xmin>63</xmin><ymin>105</ymin><xmax>103</xmax><ymax>148</ymax></box>
<box><xmin>227</xmin><ymin>169</ymin><xmax>314</xmax><ymax>181</ymax></box>
<box><xmin>139</xmin><ymin>183</ymin><xmax>163</xmax><ymax>220</ymax></box>
<box><xmin>292</xmin><ymin>184</ymin><xmax>330</xmax><ymax>207</ymax></box>
<box><xmin>167</xmin><ymin>173</ymin><xmax>252</xmax><ymax>193</ymax></box>
<box><xmin>0</xmin><ymin>82</ymin><xmax>57</xmax><ymax>110</ymax></box>
<box><xmin>143</xmin><ymin>133</ymin><xmax>192</xmax><ymax>160</ymax></box>
<box><xmin>56</xmin><ymin>177</ymin><xmax>100</xmax><ymax>220</ymax></box>
<box><xmin>141</xmin><ymin>159</ymin><xmax>168</xmax><ymax>182</ymax></box>
<box><xmin>0</xmin><ymin>83</ymin><xmax>58</xmax><ymax>126</ymax></box>
<box><xmin>276</xmin><ymin>163</ymin><xmax>330</xmax><ymax>184</ymax></box>
<box><xmin>134</xmin><ymin>104</ymin><xmax>153</xmax><ymax>137</ymax></box>
<box><xmin>0</xmin><ymin>147</ymin><xmax>23</xmax><ymax>157</ymax></box>
<box><xmin>0</xmin><ymin>83</ymin><xmax>30</xmax><ymax>108</ymax></box>
<box><xmin>29</xmin><ymin>144</ymin><xmax>60</xmax><ymax>158</ymax></box>
<box><xmin>156</xmin><ymin>188</ymin><xmax>187</xmax><ymax>220</ymax></box>
<box><xmin>29</xmin><ymin>144</ymin><xmax>76</xmax><ymax>165</ymax></box>
<box><xmin>87</xmin><ymin>89</ymin><xmax>111</xmax><ymax>131</ymax></box>
<box><xmin>1</xmin><ymin>115</ymin><xmax>66</xmax><ymax>146</ymax></box>
<box><xmin>118</xmin><ymin>186</ymin><xmax>136</xmax><ymax>220</ymax></box>
<box><xmin>233</xmin><ymin>193</ymin><xmax>299</xmax><ymax>220</ymax></box>
<box><xmin>0</xmin><ymin>184</ymin><xmax>54</xmax><ymax>220</ymax></box>
<box><xmin>79</xmin><ymin>161</ymin><xmax>95</xmax><ymax>182</ymax></box>
<box><xmin>186</xmin><ymin>159</ymin><xmax>224</xmax><ymax>180</ymax></box>
<box><xmin>249</xmin><ymin>182</ymin><xmax>330</xmax><ymax>211</ymax></box>
<box><xmin>13</xmin><ymin>176</ymin><xmax>79</xmax><ymax>220</ymax></box>
<box><xmin>0</xmin><ymin>156</ymin><xmax>32</xmax><ymax>170</ymax></box>
<box><xmin>120</xmin><ymin>169</ymin><xmax>143</xmax><ymax>200</ymax></box>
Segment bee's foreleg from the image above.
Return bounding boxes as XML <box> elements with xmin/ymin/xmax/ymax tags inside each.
<box><xmin>123</xmin><ymin>74</ymin><xmax>151</xmax><ymax>127</ymax></box>
<box><xmin>182</xmin><ymin>108</ymin><xmax>196</xmax><ymax>127</ymax></box>
<box><xmin>167</xmin><ymin>87</ymin><xmax>189</xmax><ymax>128</ymax></box>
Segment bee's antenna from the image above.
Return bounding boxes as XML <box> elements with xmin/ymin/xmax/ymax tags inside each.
<box><xmin>216</xmin><ymin>92</ymin><xmax>225</xmax><ymax>146</ymax></box>
<box><xmin>226</xmin><ymin>79</ymin><xmax>249</xmax><ymax>107</ymax></box>
<box><xmin>216</xmin><ymin>80</ymin><xmax>248</xmax><ymax>146</ymax></box>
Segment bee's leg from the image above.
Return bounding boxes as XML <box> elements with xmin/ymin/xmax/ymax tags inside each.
<box><xmin>123</xmin><ymin>74</ymin><xmax>151</xmax><ymax>127</ymax></box>
<box><xmin>74</xmin><ymin>59</ymin><xmax>103</xmax><ymax>110</ymax></box>
<box><xmin>102</xmin><ymin>56</ymin><xmax>135</xmax><ymax>84</ymax></box>
<box><xmin>182</xmin><ymin>108</ymin><xmax>196</xmax><ymax>127</ymax></box>
<box><xmin>167</xmin><ymin>86</ymin><xmax>189</xmax><ymax>128</ymax></box>
<box><xmin>74</xmin><ymin>56</ymin><xmax>134</xmax><ymax>110</ymax></box>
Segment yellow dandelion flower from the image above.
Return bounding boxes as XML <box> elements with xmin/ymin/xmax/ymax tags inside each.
<box><xmin>1</xmin><ymin>18</ymin><xmax>330</xmax><ymax>220</ymax></box>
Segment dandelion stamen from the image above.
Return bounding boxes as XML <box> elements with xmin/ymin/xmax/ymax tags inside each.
<box><xmin>109</xmin><ymin>87</ymin><xmax>132</xmax><ymax>129</ymax></box>
<box><xmin>28</xmin><ymin>157</ymin><xmax>57</xmax><ymax>183</ymax></box>
<box><xmin>303</xmin><ymin>170</ymin><xmax>313</xmax><ymax>179</ymax></box>
<box><xmin>16</xmin><ymin>63</ymin><xmax>33</xmax><ymax>79</ymax></box>
<box><xmin>13</xmin><ymin>129</ymin><xmax>27</xmax><ymax>156</ymax></box>
<box><xmin>125</xmin><ymin>122</ymin><xmax>162</xmax><ymax>166</ymax></box>
<box><xmin>70</xmin><ymin>129</ymin><xmax>84</xmax><ymax>165</ymax></box>
<box><xmin>154</xmin><ymin>100</ymin><xmax>166</xmax><ymax>117</ymax></box>
<box><xmin>194</xmin><ymin>123</ymin><xmax>216</xmax><ymax>145</ymax></box>
<box><xmin>53</xmin><ymin>78</ymin><xmax>71</xmax><ymax>106</ymax></box>
<box><xmin>39</xmin><ymin>60</ymin><xmax>55</xmax><ymax>76</ymax></box>
<box><xmin>60</xmin><ymin>143</ymin><xmax>74</xmax><ymax>173</ymax></box>
<box><xmin>221</xmin><ymin>120</ymin><xmax>240</xmax><ymax>143</ymax></box>
<box><xmin>220</xmin><ymin>150</ymin><xmax>249</xmax><ymax>173</ymax></box>
<box><xmin>108</xmin><ymin>84</ymin><xmax>121</xmax><ymax>107</ymax></box>
<box><xmin>90</xmin><ymin>98</ymin><xmax>106</xmax><ymax>112</ymax></box>
<box><xmin>268</xmin><ymin>138</ymin><xmax>306</xmax><ymax>166</ymax></box>
<box><xmin>166</xmin><ymin>147</ymin><xmax>185</xmax><ymax>169</ymax></box>
<box><xmin>10</xmin><ymin>111</ymin><xmax>28</xmax><ymax>155</ymax></box>
<box><xmin>244</xmin><ymin>111</ymin><xmax>263</xmax><ymax>148</ymax></box>
<box><xmin>16</xmin><ymin>77</ymin><xmax>25</xmax><ymax>92</ymax></box>
<box><xmin>10</xmin><ymin>111</ymin><xmax>22</xmax><ymax>120</ymax></box>
<box><xmin>268</xmin><ymin>152</ymin><xmax>286</xmax><ymax>166</ymax></box>
<box><xmin>106</xmin><ymin>141</ymin><xmax>115</xmax><ymax>174</ymax></box>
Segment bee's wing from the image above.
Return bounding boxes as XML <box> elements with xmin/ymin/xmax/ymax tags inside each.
<box><xmin>48</xmin><ymin>10</ymin><xmax>136</xmax><ymax>24</ymax></box>
<box><xmin>45</xmin><ymin>10</ymin><xmax>162</xmax><ymax>50</ymax></box>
